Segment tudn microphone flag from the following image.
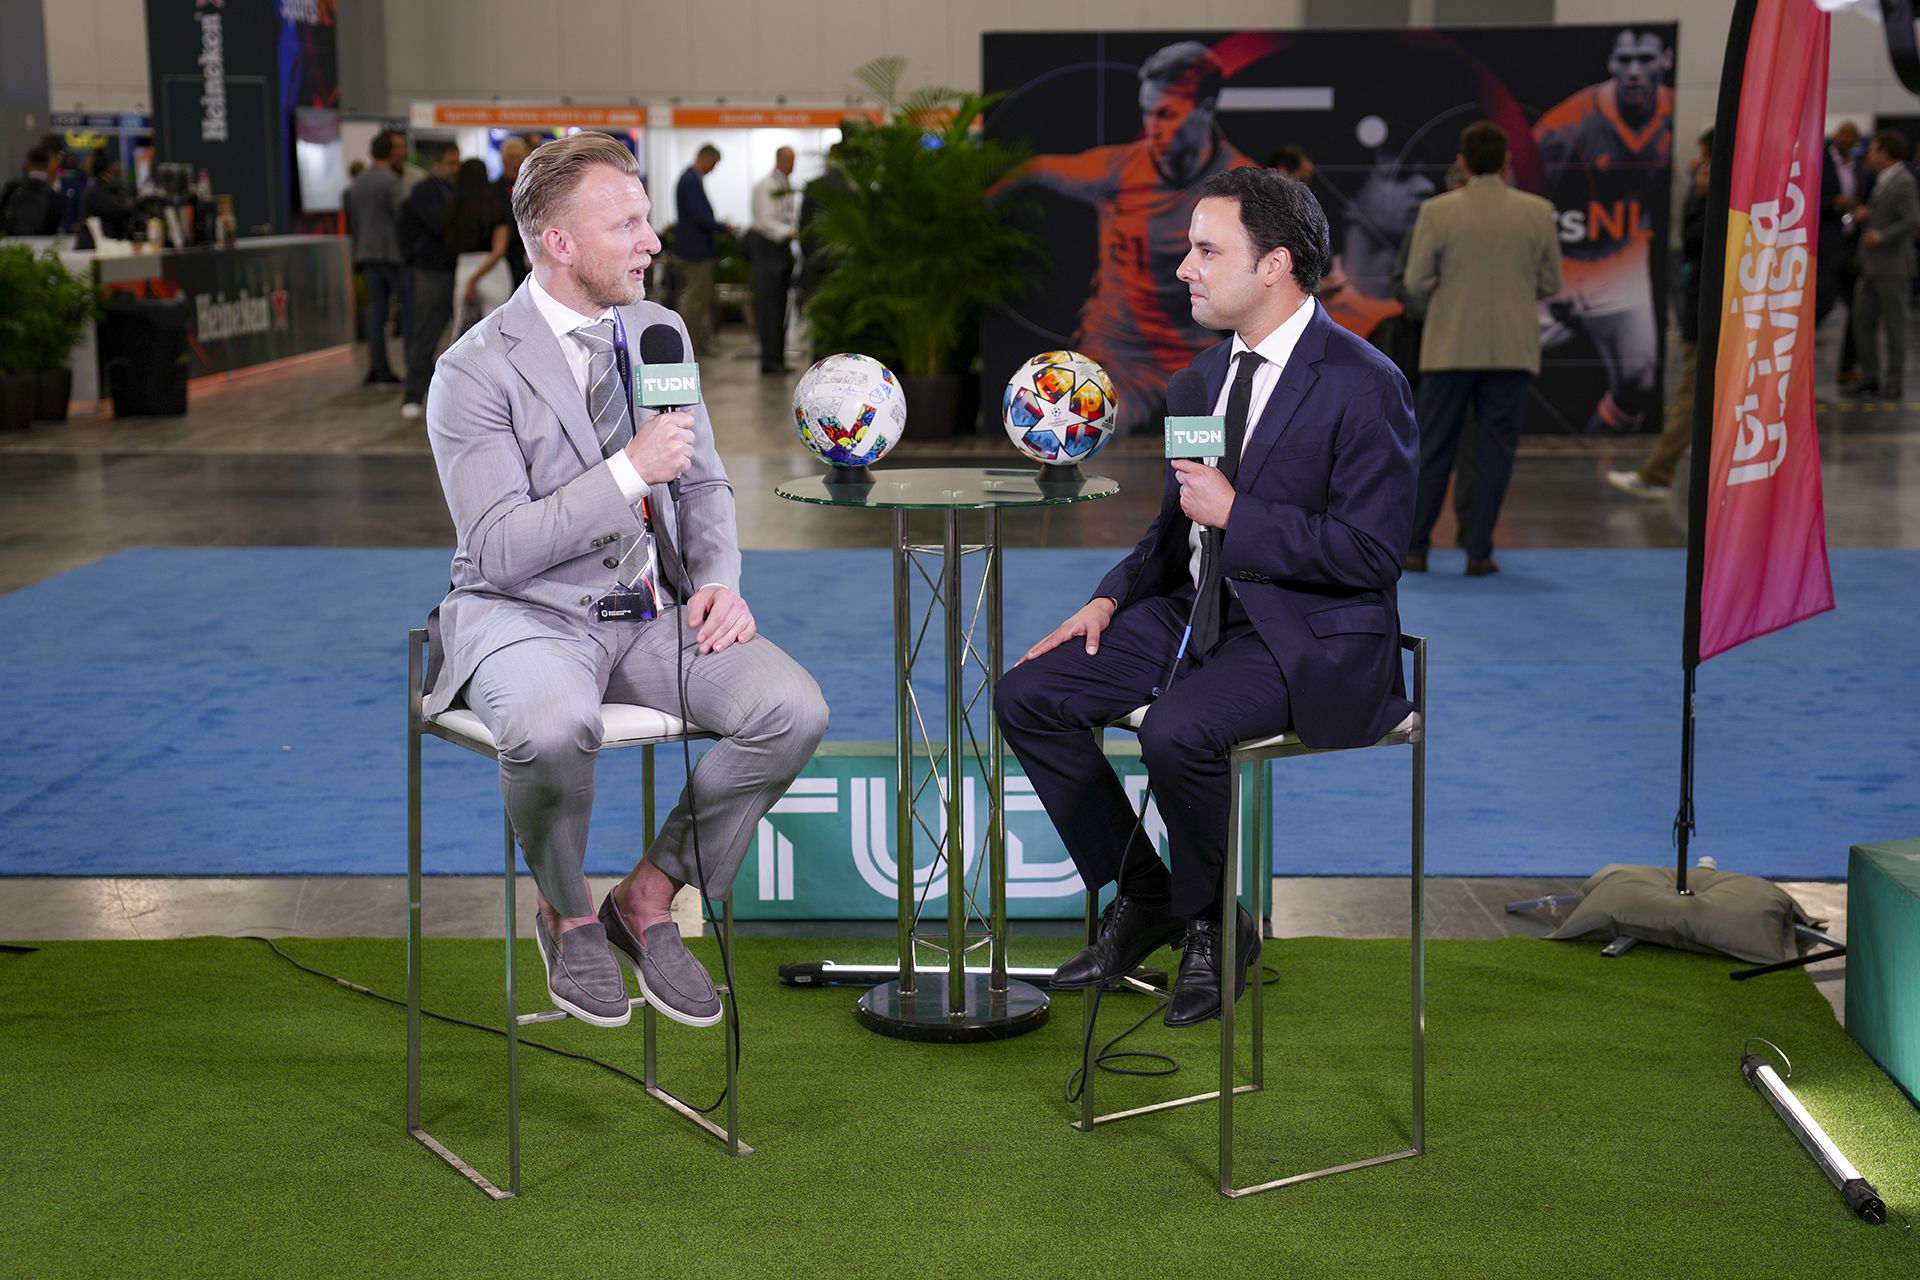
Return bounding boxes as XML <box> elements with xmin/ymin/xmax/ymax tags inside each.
<box><xmin>637</xmin><ymin>323</ymin><xmax>702</xmax><ymax>409</ymax></box>
<box><xmin>1163</xmin><ymin>367</ymin><xmax>1223</xmax><ymax>459</ymax></box>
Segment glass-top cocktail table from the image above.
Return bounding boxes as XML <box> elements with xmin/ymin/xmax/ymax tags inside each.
<box><xmin>775</xmin><ymin>467</ymin><xmax>1120</xmax><ymax>1041</ymax></box>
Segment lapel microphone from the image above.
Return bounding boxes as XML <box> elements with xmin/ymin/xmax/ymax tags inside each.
<box><xmin>636</xmin><ymin>322</ymin><xmax>702</xmax><ymax>502</ymax></box>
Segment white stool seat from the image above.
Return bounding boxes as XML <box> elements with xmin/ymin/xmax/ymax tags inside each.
<box><xmin>1116</xmin><ymin>705</ymin><xmax>1421</xmax><ymax>752</ymax></box>
<box><xmin>426</xmin><ymin>700</ymin><xmax>704</xmax><ymax>751</ymax></box>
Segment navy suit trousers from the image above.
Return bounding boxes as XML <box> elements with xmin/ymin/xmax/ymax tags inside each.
<box><xmin>995</xmin><ymin>593</ymin><xmax>1291</xmax><ymax>919</ymax></box>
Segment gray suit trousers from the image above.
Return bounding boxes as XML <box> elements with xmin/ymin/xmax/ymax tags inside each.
<box><xmin>464</xmin><ymin>610</ymin><xmax>828</xmax><ymax>916</ymax></box>
<box><xmin>1853</xmin><ymin>270</ymin><xmax>1908</xmax><ymax>391</ymax></box>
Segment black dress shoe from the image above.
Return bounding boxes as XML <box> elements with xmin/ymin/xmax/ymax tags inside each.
<box><xmin>1164</xmin><ymin>905</ymin><xmax>1261</xmax><ymax>1028</ymax></box>
<box><xmin>1465</xmin><ymin>557</ymin><xmax>1500</xmax><ymax>577</ymax></box>
<box><xmin>1051</xmin><ymin>892</ymin><xmax>1183</xmax><ymax>990</ymax></box>
<box><xmin>1844</xmin><ymin>381</ymin><xmax>1881</xmax><ymax>398</ymax></box>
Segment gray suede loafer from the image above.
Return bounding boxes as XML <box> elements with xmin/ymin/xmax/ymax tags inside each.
<box><xmin>532</xmin><ymin>915</ymin><xmax>633</xmax><ymax>1028</ymax></box>
<box><xmin>598</xmin><ymin>892</ymin><xmax>724</xmax><ymax>1028</ymax></box>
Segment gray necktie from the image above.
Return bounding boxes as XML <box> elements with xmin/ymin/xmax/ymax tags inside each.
<box><xmin>572</xmin><ymin>318</ymin><xmax>692</xmax><ymax>598</ymax></box>
<box><xmin>572</xmin><ymin>319</ymin><xmax>631</xmax><ymax>458</ymax></box>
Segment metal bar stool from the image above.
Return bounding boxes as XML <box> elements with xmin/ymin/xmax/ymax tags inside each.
<box><xmin>405</xmin><ymin>627</ymin><xmax>749</xmax><ymax>1201</ymax></box>
<box><xmin>1075</xmin><ymin>634</ymin><xmax>1426</xmax><ymax>1198</ymax></box>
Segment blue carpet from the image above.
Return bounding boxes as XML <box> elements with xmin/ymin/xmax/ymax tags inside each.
<box><xmin>1</xmin><ymin>547</ymin><xmax>1915</xmax><ymax>881</ymax></box>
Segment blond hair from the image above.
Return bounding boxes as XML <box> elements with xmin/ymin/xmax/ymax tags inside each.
<box><xmin>511</xmin><ymin>133</ymin><xmax>642</xmax><ymax>263</ymax></box>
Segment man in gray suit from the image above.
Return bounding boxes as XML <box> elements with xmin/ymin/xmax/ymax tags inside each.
<box><xmin>1847</xmin><ymin>128</ymin><xmax>1918</xmax><ymax>401</ymax></box>
<box><xmin>424</xmin><ymin>133</ymin><xmax>829</xmax><ymax>1029</ymax></box>
<box><xmin>1401</xmin><ymin>122</ymin><xmax>1562</xmax><ymax>577</ymax></box>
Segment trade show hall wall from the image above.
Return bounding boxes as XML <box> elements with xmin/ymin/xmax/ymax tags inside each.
<box><xmin>40</xmin><ymin>0</ymin><xmax>1908</xmax><ymax>140</ymax></box>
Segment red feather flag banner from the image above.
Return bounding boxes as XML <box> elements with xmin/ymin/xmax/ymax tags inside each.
<box><xmin>1673</xmin><ymin>0</ymin><xmax>1835</xmax><ymax>886</ymax></box>
<box><xmin>1690</xmin><ymin>0</ymin><xmax>1835</xmax><ymax>667</ymax></box>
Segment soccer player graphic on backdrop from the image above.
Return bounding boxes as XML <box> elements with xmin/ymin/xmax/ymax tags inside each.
<box><xmin>1533</xmin><ymin>28</ymin><xmax>1674</xmax><ymax>434</ymax></box>
<box><xmin>992</xmin><ymin>42</ymin><xmax>1259</xmax><ymax>434</ymax></box>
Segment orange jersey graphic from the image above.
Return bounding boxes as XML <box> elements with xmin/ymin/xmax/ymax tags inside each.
<box><xmin>1534</xmin><ymin>81</ymin><xmax>1673</xmax><ymax>263</ymax></box>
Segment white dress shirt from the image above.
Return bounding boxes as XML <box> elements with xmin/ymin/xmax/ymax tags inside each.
<box><xmin>750</xmin><ymin>170</ymin><xmax>798</xmax><ymax>242</ymax></box>
<box><xmin>1187</xmin><ymin>296</ymin><xmax>1319</xmax><ymax>588</ymax></box>
<box><xmin>527</xmin><ymin>273</ymin><xmax>646</xmax><ymax>502</ymax></box>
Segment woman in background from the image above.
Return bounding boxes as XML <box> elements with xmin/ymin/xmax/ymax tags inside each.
<box><xmin>447</xmin><ymin>158</ymin><xmax>511</xmax><ymax>335</ymax></box>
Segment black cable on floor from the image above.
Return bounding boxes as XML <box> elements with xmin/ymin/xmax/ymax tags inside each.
<box><xmin>1060</xmin><ymin>961</ymin><xmax>1281</xmax><ymax>1104</ymax></box>
<box><xmin>245</xmin><ymin>934</ymin><xmax>675</xmax><ymax>1098</ymax></box>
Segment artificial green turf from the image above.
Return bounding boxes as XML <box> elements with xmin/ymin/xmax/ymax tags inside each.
<box><xmin>6</xmin><ymin>934</ymin><xmax>1916</xmax><ymax>1278</ymax></box>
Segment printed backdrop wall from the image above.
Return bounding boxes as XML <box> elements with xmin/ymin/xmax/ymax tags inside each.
<box><xmin>982</xmin><ymin>24</ymin><xmax>1679</xmax><ymax>438</ymax></box>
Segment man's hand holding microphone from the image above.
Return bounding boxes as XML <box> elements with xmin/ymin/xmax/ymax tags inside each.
<box><xmin>624</xmin><ymin>410</ymin><xmax>696</xmax><ymax>485</ymax></box>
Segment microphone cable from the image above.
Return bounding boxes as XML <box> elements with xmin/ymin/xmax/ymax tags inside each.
<box><xmin>1059</xmin><ymin>592</ymin><xmax>1279</xmax><ymax>1104</ymax></box>
<box><xmin>665</xmin><ymin>581</ymin><xmax>743</xmax><ymax>1118</ymax></box>
<box><xmin>244</xmin><ymin>589</ymin><xmax>741</xmax><ymax>1118</ymax></box>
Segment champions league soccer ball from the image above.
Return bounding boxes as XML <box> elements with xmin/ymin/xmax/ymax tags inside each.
<box><xmin>1001</xmin><ymin>350</ymin><xmax>1117</xmax><ymax>466</ymax></box>
<box><xmin>792</xmin><ymin>354</ymin><xmax>906</xmax><ymax>470</ymax></box>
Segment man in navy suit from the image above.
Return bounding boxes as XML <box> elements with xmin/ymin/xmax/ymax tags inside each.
<box><xmin>996</xmin><ymin>166</ymin><xmax>1417</xmax><ymax>1027</ymax></box>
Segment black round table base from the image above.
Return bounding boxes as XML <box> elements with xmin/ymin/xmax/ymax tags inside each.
<box><xmin>854</xmin><ymin>974</ymin><xmax>1050</xmax><ymax>1043</ymax></box>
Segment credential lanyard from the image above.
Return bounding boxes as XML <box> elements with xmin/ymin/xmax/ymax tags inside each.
<box><xmin>610</xmin><ymin>309</ymin><xmax>638</xmax><ymax>440</ymax></box>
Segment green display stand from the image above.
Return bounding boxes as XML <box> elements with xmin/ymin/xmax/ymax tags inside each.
<box><xmin>1846</xmin><ymin>838</ymin><xmax>1920</xmax><ymax>1107</ymax></box>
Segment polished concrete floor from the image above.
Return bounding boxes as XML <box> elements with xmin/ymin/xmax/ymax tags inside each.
<box><xmin>4</xmin><ymin>312</ymin><xmax>1906</xmax><ymax>1022</ymax></box>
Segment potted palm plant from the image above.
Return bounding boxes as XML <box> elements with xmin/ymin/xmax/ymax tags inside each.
<box><xmin>25</xmin><ymin>248</ymin><xmax>103</xmax><ymax>421</ymax></box>
<box><xmin>0</xmin><ymin>244</ymin><xmax>39</xmax><ymax>430</ymax></box>
<box><xmin>803</xmin><ymin>58</ymin><xmax>1036</xmax><ymax>434</ymax></box>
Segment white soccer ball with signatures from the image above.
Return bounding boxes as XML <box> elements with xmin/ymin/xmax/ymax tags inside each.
<box><xmin>792</xmin><ymin>353</ymin><xmax>906</xmax><ymax>470</ymax></box>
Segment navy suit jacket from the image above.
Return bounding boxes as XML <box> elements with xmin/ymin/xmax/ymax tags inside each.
<box><xmin>1094</xmin><ymin>300</ymin><xmax>1418</xmax><ymax>750</ymax></box>
<box><xmin>676</xmin><ymin>166</ymin><xmax>720</xmax><ymax>261</ymax></box>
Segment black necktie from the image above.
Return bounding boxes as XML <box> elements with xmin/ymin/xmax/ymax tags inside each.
<box><xmin>1190</xmin><ymin>349</ymin><xmax>1266</xmax><ymax>655</ymax></box>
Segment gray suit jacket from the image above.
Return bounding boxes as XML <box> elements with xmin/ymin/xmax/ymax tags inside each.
<box><xmin>1859</xmin><ymin>164</ymin><xmax>1919</xmax><ymax>280</ymax></box>
<box><xmin>423</xmin><ymin>283</ymin><xmax>740</xmax><ymax>715</ymax></box>
<box><xmin>1403</xmin><ymin>176</ymin><xmax>1562</xmax><ymax>374</ymax></box>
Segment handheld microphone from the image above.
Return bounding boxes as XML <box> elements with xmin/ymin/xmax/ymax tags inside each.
<box><xmin>636</xmin><ymin>322</ymin><xmax>702</xmax><ymax>500</ymax></box>
<box><xmin>1162</xmin><ymin>368</ymin><xmax>1223</xmax><ymax>460</ymax></box>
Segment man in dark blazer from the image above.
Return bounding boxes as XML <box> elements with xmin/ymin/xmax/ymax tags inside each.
<box><xmin>996</xmin><ymin>166</ymin><xmax>1417</xmax><ymax>1027</ymax></box>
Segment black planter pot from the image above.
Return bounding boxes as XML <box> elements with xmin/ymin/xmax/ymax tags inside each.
<box><xmin>32</xmin><ymin>367</ymin><xmax>72</xmax><ymax>421</ymax></box>
<box><xmin>1</xmin><ymin>373</ymin><xmax>36</xmax><ymax>431</ymax></box>
<box><xmin>900</xmin><ymin>373</ymin><xmax>976</xmax><ymax>437</ymax></box>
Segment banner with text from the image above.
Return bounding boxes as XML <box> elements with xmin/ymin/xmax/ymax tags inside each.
<box><xmin>727</xmin><ymin>746</ymin><xmax>1257</xmax><ymax>920</ymax></box>
<box><xmin>1695</xmin><ymin>0</ymin><xmax>1834</xmax><ymax>663</ymax></box>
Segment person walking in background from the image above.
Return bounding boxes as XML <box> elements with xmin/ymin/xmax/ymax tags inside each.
<box><xmin>1608</xmin><ymin>129</ymin><xmax>1712</xmax><ymax>502</ymax></box>
<box><xmin>1401</xmin><ymin>121</ymin><xmax>1562</xmax><ymax>577</ymax></box>
<box><xmin>447</xmin><ymin>157</ymin><xmax>513</xmax><ymax>336</ymax></box>
<box><xmin>1846</xmin><ymin>128</ymin><xmax>1918</xmax><ymax>402</ymax></box>
<box><xmin>346</xmin><ymin>133</ymin><xmax>407</xmax><ymax>386</ymax></box>
<box><xmin>1827</xmin><ymin>123</ymin><xmax>1868</xmax><ymax>387</ymax></box>
<box><xmin>675</xmin><ymin>143</ymin><xmax>725</xmax><ymax>356</ymax></box>
<box><xmin>399</xmin><ymin>142</ymin><xmax>461</xmax><ymax>420</ymax></box>
<box><xmin>746</xmin><ymin>147</ymin><xmax>799</xmax><ymax>375</ymax></box>
<box><xmin>493</xmin><ymin>136</ymin><xmax>532</xmax><ymax>287</ymax></box>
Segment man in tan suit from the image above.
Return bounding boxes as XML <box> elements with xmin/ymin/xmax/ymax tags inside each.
<box><xmin>1400</xmin><ymin>122</ymin><xmax>1562</xmax><ymax>576</ymax></box>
